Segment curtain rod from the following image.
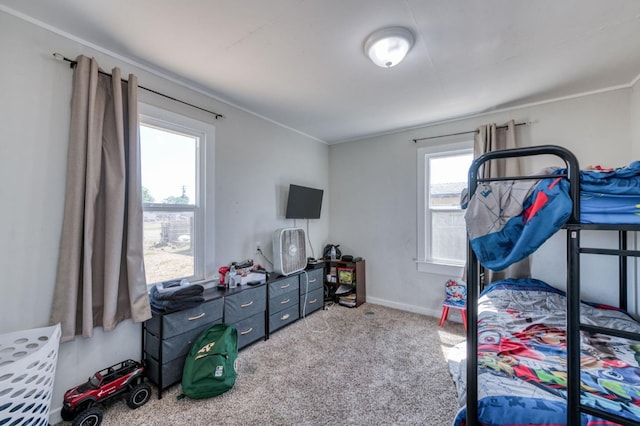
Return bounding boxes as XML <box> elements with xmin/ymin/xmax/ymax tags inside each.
<box><xmin>53</xmin><ymin>53</ymin><xmax>225</xmax><ymax>120</ymax></box>
<box><xmin>412</xmin><ymin>121</ymin><xmax>528</xmax><ymax>143</ymax></box>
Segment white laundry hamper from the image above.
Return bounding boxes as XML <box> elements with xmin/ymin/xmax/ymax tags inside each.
<box><xmin>0</xmin><ymin>323</ymin><xmax>61</xmax><ymax>426</ymax></box>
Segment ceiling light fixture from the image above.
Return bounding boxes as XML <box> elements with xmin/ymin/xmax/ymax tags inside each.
<box><xmin>364</xmin><ymin>26</ymin><xmax>414</xmax><ymax>68</ymax></box>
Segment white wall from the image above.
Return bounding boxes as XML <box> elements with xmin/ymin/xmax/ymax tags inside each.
<box><xmin>0</xmin><ymin>10</ymin><xmax>328</xmax><ymax>422</ymax></box>
<box><xmin>329</xmin><ymin>89</ymin><xmax>634</xmax><ymax>317</ymax></box>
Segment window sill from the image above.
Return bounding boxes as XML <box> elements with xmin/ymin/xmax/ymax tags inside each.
<box><xmin>416</xmin><ymin>260</ymin><xmax>464</xmax><ymax>277</ymax></box>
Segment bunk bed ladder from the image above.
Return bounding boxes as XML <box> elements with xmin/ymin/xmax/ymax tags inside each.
<box><xmin>567</xmin><ymin>227</ymin><xmax>581</xmax><ymax>425</ymax></box>
<box><xmin>466</xmin><ymin>226</ymin><xmax>480</xmax><ymax>426</ymax></box>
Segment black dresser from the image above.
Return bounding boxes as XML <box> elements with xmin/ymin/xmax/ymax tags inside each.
<box><xmin>143</xmin><ymin>265</ymin><xmax>324</xmax><ymax>398</ymax></box>
<box><xmin>143</xmin><ymin>295</ymin><xmax>224</xmax><ymax>398</ymax></box>
<box><xmin>143</xmin><ymin>283</ymin><xmax>268</xmax><ymax>398</ymax></box>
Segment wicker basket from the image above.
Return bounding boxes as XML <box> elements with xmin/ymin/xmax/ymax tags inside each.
<box><xmin>0</xmin><ymin>323</ymin><xmax>61</xmax><ymax>426</ymax></box>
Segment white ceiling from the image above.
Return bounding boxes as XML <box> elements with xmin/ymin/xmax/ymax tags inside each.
<box><xmin>2</xmin><ymin>0</ymin><xmax>640</xmax><ymax>144</ymax></box>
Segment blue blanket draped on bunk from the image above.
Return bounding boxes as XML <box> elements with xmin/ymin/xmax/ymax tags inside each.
<box><xmin>467</xmin><ymin>161</ymin><xmax>640</xmax><ymax>271</ymax></box>
<box><xmin>465</xmin><ymin>175</ymin><xmax>572</xmax><ymax>271</ymax></box>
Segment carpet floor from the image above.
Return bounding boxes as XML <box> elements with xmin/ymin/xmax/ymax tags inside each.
<box><xmin>65</xmin><ymin>303</ymin><xmax>465</xmax><ymax>426</ymax></box>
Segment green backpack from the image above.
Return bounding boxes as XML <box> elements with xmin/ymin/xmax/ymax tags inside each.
<box><xmin>178</xmin><ymin>323</ymin><xmax>238</xmax><ymax>399</ymax></box>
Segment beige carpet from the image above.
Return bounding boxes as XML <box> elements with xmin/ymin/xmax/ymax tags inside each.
<box><xmin>68</xmin><ymin>303</ymin><xmax>465</xmax><ymax>425</ymax></box>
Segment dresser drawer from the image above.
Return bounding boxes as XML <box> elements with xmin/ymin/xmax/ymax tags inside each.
<box><xmin>300</xmin><ymin>287</ymin><xmax>324</xmax><ymax>316</ymax></box>
<box><xmin>268</xmin><ymin>288</ymin><xmax>299</xmax><ymax>314</ymax></box>
<box><xmin>225</xmin><ymin>285</ymin><xmax>266</xmax><ymax>324</ymax></box>
<box><xmin>301</xmin><ymin>268</ymin><xmax>323</xmax><ymax>293</ymax></box>
<box><xmin>146</xmin><ymin>355</ymin><xmax>185</xmax><ymax>390</ymax></box>
<box><xmin>268</xmin><ymin>275</ymin><xmax>299</xmax><ymax>298</ymax></box>
<box><xmin>145</xmin><ymin>320</ymin><xmax>219</xmax><ymax>363</ymax></box>
<box><xmin>146</xmin><ymin>297</ymin><xmax>224</xmax><ymax>338</ymax></box>
<box><xmin>233</xmin><ymin>312</ymin><xmax>266</xmax><ymax>349</ymax></box>
<box><xmin>269</xmin><ymin>304</ymin><xmax>299</xmax><ymax>333</ymax></box>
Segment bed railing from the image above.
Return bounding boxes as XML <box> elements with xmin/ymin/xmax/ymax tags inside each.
<box><xmin>467</xmin><ymin>144</ymin><xmax>580</xmax><ymax>222</ymax></box>
<box><xmin>465</xmin><ymin>144</ymin><xmax>580</xmax><ymax>426</ymax></box>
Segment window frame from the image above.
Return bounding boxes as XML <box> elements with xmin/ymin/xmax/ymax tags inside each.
<box><xmin>139</xmin><ymin>103</ymin><xmax>212</xmax><ymax>285</ymax></box>
<box><xmin>416</xmin><ymin>139</ymin><xmax>473</xmax><ymax>276</ymax></box>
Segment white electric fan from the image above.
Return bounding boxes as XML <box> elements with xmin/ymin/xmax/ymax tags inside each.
<box><xmin>272</xmin><ymin>228</ymin><xmax>307</xmax><ymax>276</ymax></box>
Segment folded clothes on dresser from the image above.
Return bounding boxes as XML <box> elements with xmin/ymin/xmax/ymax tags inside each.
<box><xmin>149</xmin><ymin>279</ymin><xmax>205</xmax><ymax>313</ymax></box>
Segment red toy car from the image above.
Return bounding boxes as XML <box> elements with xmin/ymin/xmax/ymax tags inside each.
<box><xmin>60</xmin><ymin>359</ymin><xmax>151</xmax><ymax>426</ymax></box>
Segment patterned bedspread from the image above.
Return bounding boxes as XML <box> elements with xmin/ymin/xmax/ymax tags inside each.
<box><xmin>449</xmin><ymin>278</ymin><xmax>640</xmax><ymax>425</ymax></box>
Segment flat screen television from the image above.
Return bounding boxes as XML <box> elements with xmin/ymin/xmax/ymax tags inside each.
<box><xmin>285</xmin><ymin>184</ymin><xmax>324</xmax><ymax>219</ymax></box>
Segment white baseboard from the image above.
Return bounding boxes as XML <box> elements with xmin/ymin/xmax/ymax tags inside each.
<box><xmin>365</xmin><ymin>296</ymin><xmax>457</xmax><ymax>321</ymax></box>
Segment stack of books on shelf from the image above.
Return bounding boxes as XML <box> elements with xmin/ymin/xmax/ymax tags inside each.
<box><xmin>338</xmin><ymin>293</ymin><xmax>356</xmax><ymax>308</ymax></box>
<box><xmin>335</xmin><ymin>283</ymin><xmax>356</xmax><ymax>307</ymax></box>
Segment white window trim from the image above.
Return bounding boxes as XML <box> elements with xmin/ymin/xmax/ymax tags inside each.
<box><xmin>416</xmin><ymin>139</ymin><xmax>472</xmax><ymax>276</ymax></box>
<box><xmin>139</xmin><ymin>103</ymin><xmax>214</xmax><ymax>285</ymax></box>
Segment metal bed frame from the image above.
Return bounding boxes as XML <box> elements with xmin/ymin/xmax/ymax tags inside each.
<box><xmin>465</xmin><ymin>145</ymin><xmax>640</xmax><ymax>425</ymax></box>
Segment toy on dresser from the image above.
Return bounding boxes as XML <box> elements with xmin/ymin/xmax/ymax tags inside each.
<box><xmin>217</xmin><ymin>260</ymin><xmax>267</xmax><ymax>289</ymax></box>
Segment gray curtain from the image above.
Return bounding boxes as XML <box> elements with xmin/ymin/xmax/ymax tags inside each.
<box><xmin>473</xmin><ymin>119</ymin><xmax>531</xmax><ymax>283</ymax></box>
<box><xmin>474</xmin><ymin>120</ymin><xmax>520</xmax><ymax>178</ymax></box>
<box><xmin>50</xmin><ymin>55</ymin><xmax>151</xmax><ymax>342</ymax></box>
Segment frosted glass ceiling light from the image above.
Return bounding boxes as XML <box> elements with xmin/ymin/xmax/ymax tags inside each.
<box><xmin>364</xmin><ymin>26</ymin><xmax>414</xmax><ymax>68</ymax></box>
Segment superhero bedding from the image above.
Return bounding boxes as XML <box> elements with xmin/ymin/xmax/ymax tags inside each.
<box><xmin>448</xmin><ymin>278</ymin><xmax>640</xmax><ymax>425</ymax></box>
<box><xmin>466</xmin><ymin>161</ymin><xmax>640</xmax><ymax>272</ymax></box>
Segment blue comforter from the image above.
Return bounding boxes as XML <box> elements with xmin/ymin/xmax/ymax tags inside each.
<box><xmin>579</xmin><ymin>161</ymin><xmax>640</xmax><ymax>194</ymax></box>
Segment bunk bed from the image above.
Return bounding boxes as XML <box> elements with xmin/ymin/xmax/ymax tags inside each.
<box><xmin>451</xmin><ymin>145</ymin><xmax>640</xmax><ymax>426</ymax></box>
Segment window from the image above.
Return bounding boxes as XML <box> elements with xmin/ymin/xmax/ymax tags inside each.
<box><xmin>139</xmin><ymin>104</ymin><xmax>211</xmax><ymax>285</ymax></box>
<box><xmin>417</xmin><ymin>141</ymin><xmax>473</xmax><ymax>275</ymax></box>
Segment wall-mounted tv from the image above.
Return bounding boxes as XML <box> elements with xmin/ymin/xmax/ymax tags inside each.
<box><xmin>285</xmin><ymin>184</ymin><xmax>324</xmax><ymax>219</ymax></box>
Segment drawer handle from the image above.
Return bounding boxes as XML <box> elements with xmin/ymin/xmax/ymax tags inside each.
<box><xmin>280</xmin><ymin>314</ymin><xmax>290</xmax><ymax>321</ymax></box>
<box><xmin>309</xmin><ymin>278</ymin><xmax>317</xmax><ymax>283</ymax></box>
<box><xmin>309</xmin><ymin>299</ymin><xmax>317</xmax><ymax>304</ymax></box>
<box><xmin>280</xmin><ymin>283</ymin><xmax>290</xmax><ymax>289</ymax></box>
<box><xmin>240</xmin><ymin>327</ymin><xmax>253</xmax><ymax>335</ymax></box>
<box><xmin>280</xmin><ymin>298</ymin><xmax>290</xmax><ymax>305</ymax></box>
<box><xmin>241</xmin><ymin>300</ymin><xmax>254</xmax><ymax>308</ymax></box>
<box><xmin>188</xmin><ymin>312</ymin><xmax>205</xmax><ymax>321</ymax></box>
